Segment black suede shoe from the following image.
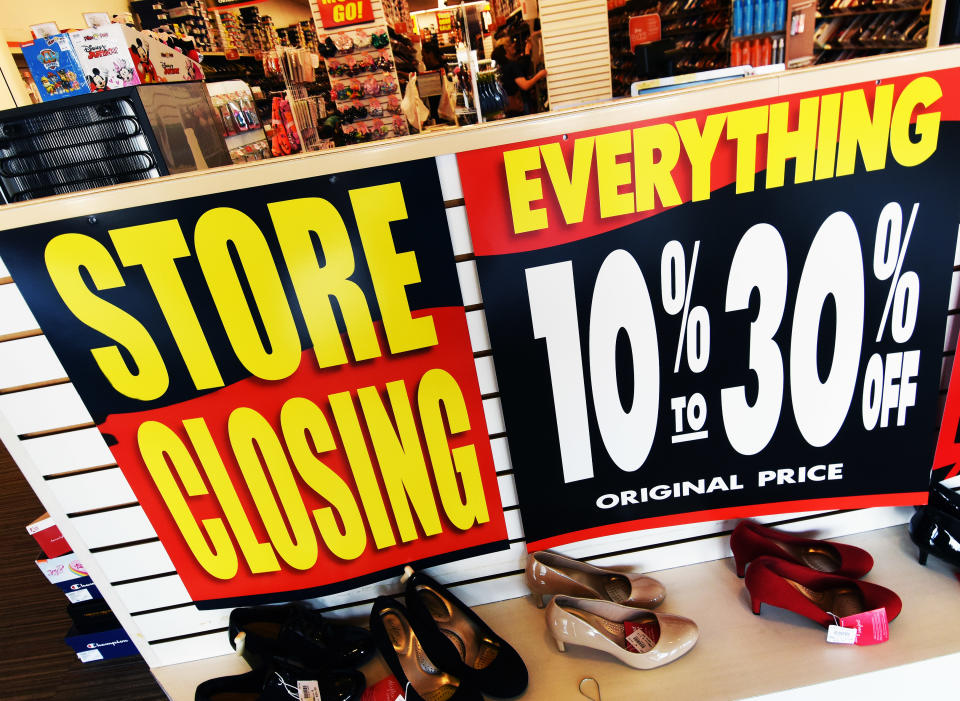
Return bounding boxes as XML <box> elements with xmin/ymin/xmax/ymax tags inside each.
<box><xmin>403</xmin><ymin>571</ymin><xmax>528</xmax><ymax>698</ymax></box>
<box><xmin>369</xmin><ymin>596</ymin><xmax>483</xmax><ymax>701</ymax></box>
<box><xmin>229</xmin><ymin>603</ymin><xmax>374</xmax><ymax>670</ymax></box>
<box><xmin>909</xmin><ymin>481</ymin><xmax>960</xmax><ymax>568</ymax></box>
<box><xmin>195</xmin><ymin>662</ymin><xmax>364</xmax><ymax>701</ymax></box>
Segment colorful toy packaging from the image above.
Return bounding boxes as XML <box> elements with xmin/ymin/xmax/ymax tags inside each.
<box><xmin>69</xmin><ymin>24</ymin><xmax>141</xmax><ymax>92</ymax></box>
<box><xmin>21</xmin><ymin>34</ymin><xmax>91</xmax><ymax>101</ymax></box>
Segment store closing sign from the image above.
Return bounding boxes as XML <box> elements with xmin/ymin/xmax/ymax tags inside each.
<box><xmin>0</xmin><ymin>159</ymin><xmax>508</xmax><ymax>606</ymax></box>
<box><xmin>459</xmin><ymin>69</ymin><xmax>960</xmax><ymax>550</ymax></box>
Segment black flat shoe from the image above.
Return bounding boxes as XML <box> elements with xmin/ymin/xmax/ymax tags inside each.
<box><xmin>369</xmin><ymin>596</ymin><xmax>483</xmax><ymax>701</ymax></box>
<box><xmin>403</xmin><ymin>570</ymin><xmax>528</xmax><ymax>698</ymax></box>
<box><xmin>195</xmin><ymin>661</ymin><xmax>364</xmax><ymax>701</ymax></box>
<box><xmin>229</xmin><ymin>603</ymin><xmax>374</xmax><ymax>669</ymax></box>
<box><xmin>909</xmin><ymin>481</ymin><xmax>960</xmax><ymax>568</ymax></box>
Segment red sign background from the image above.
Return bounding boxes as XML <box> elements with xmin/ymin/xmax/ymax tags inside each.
<box><xmin>630</xmin><ymin>14</ymin><xmax>661</xmax><ymax>49</ymax></box>
<box><xmin>316</xmin><ymin>0</ymin><xmax>375</xmax><ymax>29</ymax></box>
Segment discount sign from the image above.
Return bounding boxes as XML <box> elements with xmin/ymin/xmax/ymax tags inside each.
<box><xmin>458</xmin><ymin>70</ymin><xmax>960</xmax><ymax>549</ymax></box>
<box><xmin>0</xmin><ymin>159</ymin><xmax>507</xmax><ymax>606</ymax></box>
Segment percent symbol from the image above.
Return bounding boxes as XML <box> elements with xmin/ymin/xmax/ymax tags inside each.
<box><xmin>862</xmin><ymin>201</ymin><xmax>922</xmax><ymax>432</ymax></box>
<box><xmin>874</xmin><ymin>201</ymin><xmax>920</xmax><ymax>344</ymax></box>
<box><xmin>661</xmin><ymin>240</ymin><xmax>710</xmax><ymax>373</ymax></box>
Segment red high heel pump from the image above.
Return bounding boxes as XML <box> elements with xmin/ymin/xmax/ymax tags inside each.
<box><xmin>744</xmin><ymin>556</ymin><xmax>901</xmax><ymax>627</ymax></box>
<box><xmin>730</xmin><ymin>519</ymin><xmax>873</xmax><ymax>578</ymax></box>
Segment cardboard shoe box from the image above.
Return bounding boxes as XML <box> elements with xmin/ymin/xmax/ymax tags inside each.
<box><xmin>26</xmin><ymin>513</ymin><xmax>71</xmax><ymax>558</ymax></box>
<box><xmin>35</xmin><ymin>552</ymin><xmax>103</xmax><ymax>602</ymax></box>
<box><xmin>65</xmin><ymin>600</ymin><xmax>137</xmax><ymax>663</ymax></box>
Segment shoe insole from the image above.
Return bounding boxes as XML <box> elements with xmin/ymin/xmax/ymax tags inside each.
<box><xmin>418</xmin><ymin>587</ymin><xmax>500</xmax><ymax>670</ymax></box>
<box><xmin>562</xmin><ymin>608</ymin><xmax>660</xmax><ymax>652</ymax></box>
<box><xmin>557</xmin><ymin>567</ymin><xmax>632</xmax><ymax>603</ymax></box>
<box><xmin>786</xmin><ymin>579</ymin><xmax>866</xmax><ymax>618</ymax></box>
<box><xmin>381</xmin><ymin>609</ymin><xmax>459</xmax><ymax>701</ymax></box>
<box><xmin>244</xmin><ymin>621</ymin><xmax>282</xmax><ymax>640</ymax></box>
<box><xmin>775</xmin><ymin>541</ymin><xmax>842</xmax><ymax>573</ymax></box>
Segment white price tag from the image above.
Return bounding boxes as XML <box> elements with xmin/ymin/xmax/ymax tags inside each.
<box><xmin>298</xmin><ymin>680</ymin><xmax>321</xmax><ymax>701</ymax></box>
<box><xmin>826</xmin><ymin>624</ymin><xmax>857</xmax><ymax>644</ymax></box>
<box><xmin>66</xmin><ymin>589</ymin><xmax>93</xmax><ymax>603</ymax></box>
<box><xmin>626</xmin><ymin>628</ymin><xmax>656</xmax><ymax>652</ymax></box>
<box><xmin>77</xmin><ymin>649</ymin><xmax>103</xmax><ymax>662</ymax></box>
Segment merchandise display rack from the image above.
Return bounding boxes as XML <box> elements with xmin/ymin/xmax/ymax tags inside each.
<box><xmin>320</xmin><ymin>27</ymin><xmax>408</xmax><ymax>142</ymax></box>
<box><xmin>813</xmin><ymin>0</ymin><xmax>930</xmax><ymax>63</ymax></box>
<box><xmin>608</xmin><ymin>0</ymin><xmax>733</xmax><ymax>96</ymax></box>
<box><xmin>150</xmin><ymin>525</ymin><xmax>960</xmax><ymax>700</ymax></box>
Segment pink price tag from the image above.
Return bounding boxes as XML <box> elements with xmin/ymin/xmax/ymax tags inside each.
<box><xmin>839</xmin><ymin>607</ymin><xmax>890</xmax><ymax>645</ymax></box>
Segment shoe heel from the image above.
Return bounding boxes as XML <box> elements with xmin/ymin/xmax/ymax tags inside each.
<box><xmin>734</xmin><ymin>556</ymin><xmax>747</xmax><ymax>578</ymax></box>
<box><xmin>751</xmin><ymin>596</ymin><xmax>762</xmax><ymax>615</ymax></box>
<box><xmin>918</xmin><ymin>547</ymin><xmax>929</xmax><ymax>566</ymax></box>
<box><xmin>529</xmin><ymin>592</ymin><xmax>546</xmax><ymax>609</ymax></box>
<box><xmin>554</xmin><ymin>638</ymin><xmax>567</xmax><ymax>652</ymax></box>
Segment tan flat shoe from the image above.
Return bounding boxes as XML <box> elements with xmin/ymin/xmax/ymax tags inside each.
<box><xmin>545</xmin><ymin>595</ymin><xmax>698</xmax><ymax>670</ymax></box>
<box><xmin>526</xmin><ymin>551</ymin><xmax>666</xmax><ymax>608</ymax></box>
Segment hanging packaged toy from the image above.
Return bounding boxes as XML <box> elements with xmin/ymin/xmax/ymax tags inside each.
<box><xmin>363</xmin><ymin>76</ymin><xmax>380</xmax><ymax>97</ymax></box>
<box><xmin>380</xmin><ymin>75</ymin><xmax>397</xmax><ymax>95</ymax></box>
<box><xmin>332</xmin><ymin>33</ymin><xmax>354</xmax><ymax>53</ymax></box>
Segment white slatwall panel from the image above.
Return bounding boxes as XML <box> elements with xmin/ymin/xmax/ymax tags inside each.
<box><xmin>0</xmin><ymin>92</ymin><xmax>956</xmax><ymax>671</ymax></box>
<box><xmin>466</xmin><ymin>310</ymin><xmax>491</xmax><ymax>353</ymax></box>
<box><xmin>539</xmin><ymin>0</ymin><xmax>612</xmax><ymax>110</ymax></box>
<box><xmin>436</xmin><ymin>155</ymin><xmax>464</xmax><ymax>201</ymax></box>
<box><xmin>47</xmin><ymin>468</ymin><xmax>136</xmax><ymax>514</ymax></box>
<box><xmin>19</xmin><ymin>427</ymin><xmax>116</xmax><ymax>476</ymax></box>
<box><xmin>70</xmin><ymin>505</ymin><xmax>157</xmax><ymax>548</ymax></box>
<box><xmin>0</xmin><ymin>335</ymin><xmax>65</xmax><ymax>389</ymax></box>
<box><xmin>0</xmin><ymin>284</ymin><xmax>38</xmax><ymax>338</ymax></box>
<box><xmin>0</xmin><ymin>384</ymin><xmax>92</xmax><ymax>435</ymax></box>
<box><xmin>446</xmin><ymin>206</ymin><xmax>472</xmax><ymax>256</ymax></box>
<box><xmin>0</xmin><ymin>254</ymin><xmax>9</xmax><ymax>277</ymax></box>
<box><xmin>113</xmin><ymin>510</ymin><xmax>526</xmax><ymax>620</ymax></box>
<box><xmin>456</xmin><ymin>260</ymin><xmax>483</xmax><ymax>306</ymax></box>
<box><xmin>96</xmin><ymin>541</ymin><xmax>175</xmax><ymax>582</ymax></box>
<box><xmin>476</xmin><ymin>355</ymin><xmax>499</xmax><ymax>396</ymax></box>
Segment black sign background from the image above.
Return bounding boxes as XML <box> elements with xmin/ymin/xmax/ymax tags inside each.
<box><xmin>475</xmin><ymin>125</ymin><xmax>960</xmax><ymax>549</ymax></box>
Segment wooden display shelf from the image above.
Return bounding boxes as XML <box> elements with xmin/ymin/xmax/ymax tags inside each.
<box><xmin>817</xmin><ymin>40</ymin><xmax>926</xmax><ymax>49</ymax></box>
<box><xmin>817</xmin><ymin>3</ymin><xmax>925</xmax><ymax>18</ymax></box>
<box><xmin>152</xmin><ymin>524</ymin><xmax>960</xmax><ymax>700</ymax></box>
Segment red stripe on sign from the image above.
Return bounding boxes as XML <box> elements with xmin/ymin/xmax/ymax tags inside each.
<box><xmin>99</xmin><ymin>306</ymin><xmax>508</xmax><ymax>603</ymax></box>
<box><xmin>459</xmin><ymin>67</ymin><xmax>960</xmax><ymax>258</ymax></box>
<box><xmin>523</xmin><ymin>492</ymin><xmax>929</xmax><ymax>552</ymax></box>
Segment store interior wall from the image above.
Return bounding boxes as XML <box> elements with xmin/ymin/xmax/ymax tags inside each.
<box><xmin>253</xmin><ymin>0</ymin><xmax>314</xmax><ymax>27</ymax></box>
<box><xmin>0</xmin><ymin>0</ymin><xmax>315</xmax><ymax>44</ymax></box>
<box><xmin>0</xmin><ymin>1</ymin><xmax>132</xmax><ymax>43</ymax></box>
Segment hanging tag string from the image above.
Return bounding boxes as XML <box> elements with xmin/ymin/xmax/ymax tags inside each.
<box><xmin>579</xmin><ymin>677</ymin><xmax>601</xmax><ymax>701</ymax></box>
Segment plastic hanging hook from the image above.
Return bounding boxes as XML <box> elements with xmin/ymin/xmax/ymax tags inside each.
<box><xmin>579</xmin><ymin>677</ymin><xmax>601</xmax><ymax>701</ymax></box>
<box><xmin>400</xmin><ymin>565</ymin><xmax>416</xmax><ymax>584</ymax></box>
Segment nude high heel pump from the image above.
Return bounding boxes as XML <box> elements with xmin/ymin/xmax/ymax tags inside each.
<box><xmin>526</xmin><ymin>551</ymin><xmax>666</xmax><ymax>609</ymax></box>
<box><xmin>545</xmin><ymin>595</ymin><xmax>698</xmax><ymax>670</ymax></box>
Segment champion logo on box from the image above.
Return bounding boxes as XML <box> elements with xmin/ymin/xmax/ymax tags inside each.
<box><xmin>87</xmin><ymin>639</ymin><xmax>129</xmax><ymax>649</ymax></box>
